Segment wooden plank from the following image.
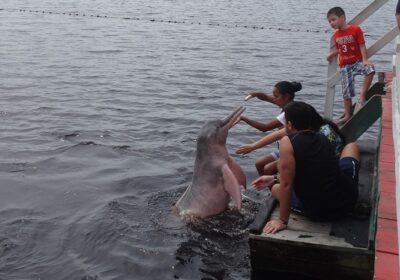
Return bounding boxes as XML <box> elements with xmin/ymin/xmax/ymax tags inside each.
<box><xmin>248</xmin><ymin>194</ymin><xmax>277</xmax><ymax>234</ymax></box>
<box><xmin>376</xmin><ymin>218</ymin><xmax>399</xmax><ymax>255</ymax></box>
<box><xmin>379</xmin><ymin>169</ymin><xmax>396</xmax><ymax>179</ymax></box>
<box><xmin>324</xmin><ymin>35</ymin><xmax>338</xmax><ymax>119</ymax></box>
<box><xmin>366</xmin><ymin>81</ymin><xmax>385</xmax><ymax>98</ymax></box>
<box><xmin>257</xmin><ymin>229</ymin><xmax>353</xmax><ymax>248</ymax></box>
<box><xmin>379</xmin><ymin>180</ymin><xmax>396</xmax><ymax>194</ymax></box>
<box><xmin>378</xmin><ymin>194</ymin><xmax>397</xmax><ymax>220</ymax></box>
<box><xmin>367</xmin><ymin>26</ymin><xmax>399</xmax><ymax>58</ymax></box>
<box><xmin>379</xmin><ymin>161</ymin><xmax>395</xmax><ymax>172</ymax></box>
<box><xmin>250</xmin><ymin>237</ymin><xmax>374</xmax><ymax>280</ymax></box>
<box><xmin>270</xmin><ymin>209</ymin><xmax>331</xmax><ymax>234</ymax></box>
<box><xmin>374</xmin><ymin>251</ymin><xmax>400</xmax><ymax>280</ymax></box>
<box><xmin>347</xmin><ymin>0</ymin><xmax>389</xmax><ymax>27</ymax></box>
<box><xmin>264</xmin><ymin>208</ymin><xmax>373</xmax><ymax>249</ymax></box>
<box><xmin>380</xmin><ymin>150</ymin><xmax>396</xmax><ymax>164</ymax></box>
<box><xmin>338</xmin><ymin>81</ymin><xmax>384</xmax><ymax>119</ymax></box>
<box><xmin>340</xmin><ymin>95</ymin><xmax>382</xmax><ymax>143</ymax></box>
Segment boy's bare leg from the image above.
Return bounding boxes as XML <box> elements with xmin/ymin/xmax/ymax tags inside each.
<box><xmin>270</xmin><ymin>184</ymin><xmax>281</xmax><ymax>200</ymax></box>
<box><xmin>255</xmin><ymin>154</ymin><xmax>275</xmax><ymax>175</ymax></box>
<box><xmin>340</xmin><ymin>142</ymin><xmax>360</xmax><ymax>161</ymax></box>
<box><xmin>338</xmin><ymin>98</ymin><xmax>353</xmax><ymax>125</ymax></box>
<box><xmin>359</xmin><ymin>72</ymin><xmax>374</xmax><ymax>104</ymax></box>
<box><xmin>263</xmin><ymin>160</ymin><xmax>278</xmax><ymax>175</ymax></box>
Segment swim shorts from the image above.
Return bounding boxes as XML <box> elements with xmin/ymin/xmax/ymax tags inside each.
<box><xmin>291</xmin><ymin>191</ymin><xmax>303</xmax><ymax>213</ymax></box>
<box><xmin>339</xmin><ymin>156</ymin><xmax>360</xmax><ymax>184</ymax></box>
<box><xmin>270</xmin><ymin>149</ymin><xmax>280</xmax><ymax>160</ymax></box>
<box><xmin>339</xmin><ymin>60</ymin><xmax>375</xmax><ymax>99</ymax></box>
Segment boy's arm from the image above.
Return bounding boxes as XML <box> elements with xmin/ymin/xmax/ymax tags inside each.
<box><xmin>236</xmin><ymin>128</ymin><xmax>286</xmax><ymax>154</ymax></box>
<box><xmin>359</xmin><ymin>43</ymin><xmax>373</xmax><ymax>66</ymax></box>
<box><xmin>326</xmin><ymin>48</ymin><xmax>338</xmax><ymax>64</ymax></box>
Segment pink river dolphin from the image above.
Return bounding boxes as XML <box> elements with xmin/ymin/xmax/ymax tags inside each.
<box><xmin>174</xmin><ymin>106</ymin><xmax>247</xmax><ymax>219</ymax></box>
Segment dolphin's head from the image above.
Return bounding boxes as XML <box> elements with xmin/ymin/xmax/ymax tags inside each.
<box><xmin>175</xmin><ymin>105</ymin><xmax>247</xmax><ymax>219</ymax></box>
<box><xmin>197</xmin><ymin>106</ymin><xmax>246</xmax><ymax>147</ymax></box>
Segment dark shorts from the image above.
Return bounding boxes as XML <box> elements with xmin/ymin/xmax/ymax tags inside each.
<box><xmin>291</xmin><ymin>157</ymin><xmax>360</xmax><ymax>216</ymax></box>
<box><xmin>270</xmin><ymin>149</ymin><xmax>280</xmax><ymax>160</ymax></box>
<box><xmin>339</xmin><ymin>157</ymin><xmax>360</xmax><ymax>184</ymax></box>
<box><xmin>291</xmin><ymin>192</ymin><xmax>303</xmax><ymax>213</ymax></box>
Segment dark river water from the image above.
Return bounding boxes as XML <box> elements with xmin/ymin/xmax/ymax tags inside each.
<box><xmin>0</xmin><ymin>0</ymin><xmax>396</xmax><ymax>279</ymax></box>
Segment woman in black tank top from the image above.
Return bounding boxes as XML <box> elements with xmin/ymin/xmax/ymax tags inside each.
<box><xmin>251</xmin><ymin>101</ymin><xmax>359</xmax><ymax>234</ymax></box>
<box><xmin>288</xmin><ymin>130</ymin><xmax>358</xmax><ymax>221</ymax></box>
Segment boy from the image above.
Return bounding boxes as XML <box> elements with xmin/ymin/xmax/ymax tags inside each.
<box><xmin>326</xmin><ymin>7</ymin><xmax>375</xmax><ymax>124</ymax></box>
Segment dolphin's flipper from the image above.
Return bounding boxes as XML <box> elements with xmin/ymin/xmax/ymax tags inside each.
<box><xmin>222</xmin><ymin>164</ymin><xmax>242</xmax><ymax>209</ymax></box>
<box><xmin>229</xmin><ymin>158</ymin><xmax>246</xmax><ymax>189</ymax></box>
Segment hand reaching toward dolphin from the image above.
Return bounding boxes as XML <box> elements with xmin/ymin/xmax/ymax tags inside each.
<box><xmin>251</xmin><ymin>175</ymin><xmax>276</xmax><ymax>191</ymax></box>
<box><xmin>236</xmin><ymin>128</ymin><xmax>287</xmax><ymax>155</ymax></box>
<box><xmin>232</xmin><ymin>116</ymin><xmax>243</xmax><ymax>126</ymax></box>
<box><xmin>236</xmin><ymin>144</ymin><xmax>255</xmax><ymax>155</ymax></box>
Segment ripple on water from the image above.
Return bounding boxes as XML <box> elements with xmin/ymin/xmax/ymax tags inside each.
<box><xmin>147</xmin><ymin>188</ymin><xmax>261</xmax><ymax>280</ymax></box>
<box><xmin>0</xmin><ymin>208</ymin><xmax>66</xmax><ymax>279</ymax></box>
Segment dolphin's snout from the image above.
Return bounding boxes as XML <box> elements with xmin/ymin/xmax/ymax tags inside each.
<box><xmin>222</xmin><ymin>106</ymin><xmax>246</xmax><ymax>128</ymax></box>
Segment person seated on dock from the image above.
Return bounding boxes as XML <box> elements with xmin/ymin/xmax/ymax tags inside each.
<box><xmin>251</xmin><ymin>101</ymin><xmax>360</xmax><ymax>234</ymax></box>
<box><xmin>326</xmin><ymin>6</ymin><xmax>375</xmax><ymax>125</ymax></box>
<box><xmin>236</xmin><ymin>106</ymin><xmax>345</xmax><ymax>176</ymax></box>
<box><xmin>234</xmin><ymin>81</ymin><xmax>302</xmax><ymax>175</ymax></box>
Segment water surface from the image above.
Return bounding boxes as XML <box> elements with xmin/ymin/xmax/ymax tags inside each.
<box><xmin>0</xmin><ymin>0</ymin><xmax>396</xmax><ymax>279</ymax></box>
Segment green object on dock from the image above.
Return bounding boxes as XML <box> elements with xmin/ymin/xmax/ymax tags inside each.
<box><xmin>340</xmin><ymin>95</ymin><xmax>382</xmax><ymax>143</ymax></box>
<box><xmin>340</xmin><ymin>82</ymin><xmax>385</xmax><ymax>118</ymax></box>
<box><xmin>365</xmin><ymin>82</ymin><xmax>385</xmax><ymax>99</ymax></box>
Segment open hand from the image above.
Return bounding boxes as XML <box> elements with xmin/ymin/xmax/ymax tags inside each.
<box><xmin>263</xmin><ymin>219</ymin><xmax>287</xmax><ymax>234</ymax></box>
<box><xmin>362</xmin><ymin>59</ymin><xmax>374</xmax><ymax>67</ymax></box>
<box><xmin>232</xmin><ymin>116</ymin><xmax>242</xmax><ymax>127</ymax></box>
<box><xmin>236</xmin><ymin>144</ymin><xmax>254</xmax><ymax>155</ymax></box>
<box><xmin>326</xmin><ymin>51</ymin><xmax>337</xmax><ymax>63</ymax></box>
<box><xmin>251</xmin><ymin>175</ymin><xmax>275</xmax><ymax>191</ymax></box>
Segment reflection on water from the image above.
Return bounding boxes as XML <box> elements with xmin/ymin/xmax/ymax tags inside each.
<box><xmin>0</xmin><ymin>0</ymin><xmax>395</xmax><ymax>278</ymax></box>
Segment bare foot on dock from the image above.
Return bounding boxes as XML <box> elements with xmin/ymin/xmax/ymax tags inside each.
<box><xmin>335</xmin><ymin>117</ymin><xmax>350</xmax><ymax>128</ymax></box>
<box><xmin>354</xmin><ymin>100</ymin><xmax>364</xmax><ymax>115</ymax></box>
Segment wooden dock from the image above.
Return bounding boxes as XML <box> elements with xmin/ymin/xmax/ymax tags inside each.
<box><xmin>374</xmin><ymin>72</ymin><xmax>399</xmax><ymax>280</ymax></box>
<box><xmin>249</xmin><ymin>141</ymin><xmax>378</xmax><ymax>280</ymax></box>
<box><xmin>249</xmin><ymin>73</ymin><xmax>400</xmax><ymax>279</ymax></box>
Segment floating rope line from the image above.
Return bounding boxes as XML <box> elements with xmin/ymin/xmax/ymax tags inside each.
<box><xmin>2</xmin><ymin>8</ymin><xmax>334</xmax><ymax>34</ymax></box>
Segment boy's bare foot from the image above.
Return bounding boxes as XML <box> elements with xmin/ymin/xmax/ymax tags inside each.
<box><xmin>335</xmin><ymin>117</ymin><xmax>350</xmax><ymax>127</ymax></box>
<box><xmin>354</xmin><ymin>100</ymin><xmax>365</xmax><ymax>114</ymax></box>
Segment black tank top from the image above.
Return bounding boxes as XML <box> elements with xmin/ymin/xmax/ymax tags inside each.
<box><xmin>288</xmin><ymin>131</ymin><xmax>357</xmax><ymax>221</ymax></box>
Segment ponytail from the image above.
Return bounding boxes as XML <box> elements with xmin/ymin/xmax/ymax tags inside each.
<box><xmin>275</xmin><ymin>81</ymin><xmax>302</xmax><ymax>100</ymax></box>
